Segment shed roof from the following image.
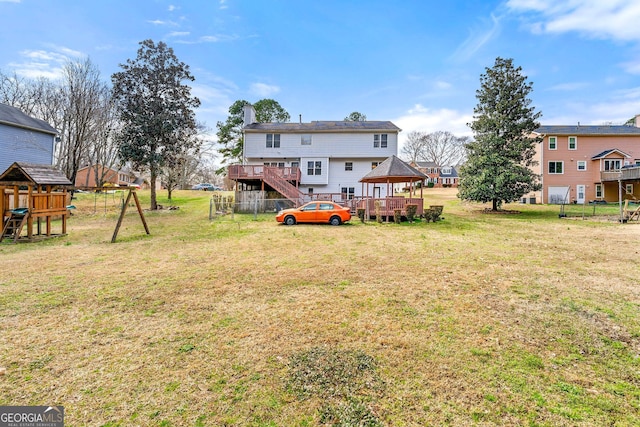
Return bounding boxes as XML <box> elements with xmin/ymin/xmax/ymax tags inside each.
<box><xmin>359</xmin><ymin>155</ymin><xmax>428</xmax><ymax>183</ymax></box>
<box><xmin>0</xmin><ymin>162</ymin><xmax>72</xmax><ymax>186</ymax></box>
<box><xmin>244</xmin><ymin>120</ymin><xmax>400</xmax><ymax>133</ymax></box>
<box><xmin>0</xmin><ymin>103</ymin><xmax>58</xmax><ymax>135</ymax></box>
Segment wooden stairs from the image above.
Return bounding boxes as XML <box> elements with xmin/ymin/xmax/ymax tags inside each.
<box><xmin>263</xmin><ymin>168</ymin><xmax>308</xmax><ymax>206</ymax></box>
<box><xmin>1</xmin><ymin>209</ymin><xmax>30</xmax><ymax>243</ymax></box>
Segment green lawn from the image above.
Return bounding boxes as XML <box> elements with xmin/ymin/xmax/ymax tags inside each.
<box><xmin>1</xmin><ymin>189</ymin><xmax>639</xmax><ymax>426</ymax></box>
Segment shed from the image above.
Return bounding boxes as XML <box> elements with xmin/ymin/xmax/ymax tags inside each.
<box><xmin>0</xmin><ymin>162</ymin><xmax>72</xmax><ymax>242</ymax></box>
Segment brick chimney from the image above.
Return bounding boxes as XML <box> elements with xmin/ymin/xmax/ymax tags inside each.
<box><xmin>635</xmin><ymin>114</ymin><xmax>640</xmax><ymax>128</ymax></box>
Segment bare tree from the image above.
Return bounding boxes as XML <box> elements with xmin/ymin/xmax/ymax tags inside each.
<box><xmin>56</xmin><ymin>58</ymin><xmax>109</xmax><ymax>185</ymax></box>
<box><xmin>85</xmin><ymin>86</ymin><xmax>121</xmax><ymax>187</ymax></box>
<box><xmin>400</xmin><ymin>131</ymin><xmax>427</xmax><ymax>164</ymax></box>
<box><xmin>422</xmin><ymin>131</ymin><xmax>468</xmax><ymax>166</ymax></box>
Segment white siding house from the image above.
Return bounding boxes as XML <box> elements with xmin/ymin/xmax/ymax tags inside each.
<box><xmin>241</xmin><ymin>105</ymin><xmax>400</xmax><ymax>199</ymax></box>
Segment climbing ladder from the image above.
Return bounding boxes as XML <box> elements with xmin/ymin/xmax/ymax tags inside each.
<box><xmin>1</xmin><ymin>208</ymin><xmax>30</xmax><ymax>243</ymax></box>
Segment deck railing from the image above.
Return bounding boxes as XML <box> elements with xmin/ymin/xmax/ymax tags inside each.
<box><xmin>228</xmin><ymin>165</ymin><xmax>301</xmax><ymax>181</ymax></box>
<box><xmin>600</xmin><ymin>166</ymin><xmax>640</xmax><ymax>182</ymax></box>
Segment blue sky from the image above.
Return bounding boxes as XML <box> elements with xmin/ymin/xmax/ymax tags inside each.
<box><xmin>1</xmin><ymin>0</ymin><xmax>640</xmax><ymax>154</ymax></box>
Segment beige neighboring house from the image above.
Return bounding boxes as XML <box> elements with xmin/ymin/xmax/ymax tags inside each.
<box><xmin>532</xmin><ymin>115</ymin><xmax>640</xmax><ymax>204</ymax></box>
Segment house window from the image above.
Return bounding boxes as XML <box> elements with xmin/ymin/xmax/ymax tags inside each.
<box><xmin>577</xmin><ymin>161</ymin><xmax>586</xmax><ymax>171</ymax></box>
<box><xmin>308</xmin><ymin>188</ymin><xmax>313</xmax><ymax>195</ymax></box>
<box><xmin>595</xmin><ymin>184</ymin><xmax>603</xmax><ymax>198</ymax></box>
<box><xmin>549</xmin><ymin>136</ymin><xmax>557</xmax><ymax>150</ymax></box>
<box><xmin>291</xmin><ymin>161</ymin><xmax>299</xmax><ymax>169</ymax></box>
<box><xmin>626</xmin><ymin>184</ymin><xmax>634</xmax><ymax>194</ymax></box>
<box><xmin>266</xmin><ymin>133</ymin><xmax>280</xmax><ymax>148</ymax></box>
<box><xmin>345</xmin><ymin>162</ymin><xmax>353</xmax><ymax>171</ymax></box>
<box><xmin>603</xmin><ymin>159</ymin><xmax>621</xmax><ymax>171</ymax></box>
<box><xmin>341</xmin><ymin>187</ymin><xmax>355</xmax><ymax>199</ymax></box>
<box><xmin>307</xmin><ymin>161</ymin><xmax>322</xmax><ymax>175</ymax></box>
<box><xmin>371</xmin><ymin>162</ymin><xmax>380</xmax><ymax>169</ymax></box>
<box><xmin>548</xmin><ymin>161</ymin><xmax>563</xmax><ymax>174</ymax></box>
<box><xmin>568</xmin><ymin>136</ymin><xmax>577</xmax><ymax>150</ymax></box>
<box><xmin>441</xmin><ymin>167</ymin><xmax>452</xmax><ymax>174</ymax></box>
<box><xmin>373</xmin><ymin>134</ymin><xmax>388</xmax><ymax>148</ymax></box>
<box><xmin>301</xmin><ymin>134</ymin><xmax>312</xmax><ymax>145</ymax></box>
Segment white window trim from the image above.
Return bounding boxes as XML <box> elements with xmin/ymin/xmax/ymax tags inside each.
<box><xmin>595</xmin><ymin>184</ymin><xmax>603</xmax><ymax>198</ymax></box>
<box><xmin>626</xmin><ymin>184</ymin><xmax>633</xmax><ymax>194</ymax></box>
<box><xmin>577</xmin><ymin>161</ymin><xmax>586</xmax><ymax>171</ymax></box>
<box><xmin>568</xmin><ymin>136</ymin><xmax>577</xmax><ymax>150</ymax></box>
<box><xmin>548</xmin><ymin>136</ymin><xmax>557</xmax><ymax>150</ymax></box>
<box><xmin>548</xmin><ymin>161</ymin><xmax>564</xmax><ymax>174</ymax></box>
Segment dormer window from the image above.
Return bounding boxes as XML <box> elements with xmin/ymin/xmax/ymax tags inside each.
<box><xmin>441</xmin><ymin>167</ymin><xmax>452</xmax><ymax>175</ymax></box>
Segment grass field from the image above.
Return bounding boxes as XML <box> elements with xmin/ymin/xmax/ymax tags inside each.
<box><xmin>1</xmin><ymin>189</ymin><xmax>639</xmax><ymax>426</ymax></box>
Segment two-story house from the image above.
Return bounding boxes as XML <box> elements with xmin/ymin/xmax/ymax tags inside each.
<box><xmin>411</xmin><ymin>161</ymin><xmax>459</xmax><ymax>188</ymax></box>
<box><xmin>0</xmin><ymin>103</ymin><xmax>58</xmax><ymax>173</ymax></box>
<box><xmin>534</xmin><ymin>115</ymin><xmax>640</xmax><ymax>204</ymax></box>
<box><xmin>230</xmin><ymin>105</ymin><xmax>400</xmax><ymax>206</ymax></box>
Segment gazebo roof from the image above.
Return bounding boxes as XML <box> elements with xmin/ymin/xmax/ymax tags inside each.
<box><xmin>0</xmin><ymin>162</ymin><xmax>72</xmax><ymax>186</ymax></box>
<box><xmin>359</xmin><ymin>155</ymin><xmax>428</xmax><ymax>183</ymax></box>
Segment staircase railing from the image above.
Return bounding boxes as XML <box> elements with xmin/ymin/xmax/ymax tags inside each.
<box><xmin>263</xmin><ymin>167</ymin><xmax>306</xmax><ymax>206</ymax></box>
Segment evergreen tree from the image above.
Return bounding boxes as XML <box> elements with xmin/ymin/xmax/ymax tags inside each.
<box><xmin>111</xmin><ymin>39</ymin><xmax>201</xmax><ymax>210</ymax></box>
<box><xmin>216</xmin><ymin>99</ymin><xmax>290</xmax><ymax>169</ymax></box>
<box><xmin>458</xmin><ymin>57</ymin><xmax>542</xmax><ymax>211</ymax></box>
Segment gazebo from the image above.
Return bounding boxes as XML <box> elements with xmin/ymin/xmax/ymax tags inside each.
<box><xmin>0</xmin><ymin>162</ymin><xmax>72</xmax><ymax>242</ymax></box>
<box><xmin>359</xmin><ymin>155</ymin><xmax>428</xmax><ymax>220</ymax></box>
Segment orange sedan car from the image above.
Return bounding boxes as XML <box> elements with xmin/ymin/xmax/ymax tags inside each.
<box><xmin>276</xmin><ymin>201</ymin><xmax>351</xmax><ymax>226</ymax></box>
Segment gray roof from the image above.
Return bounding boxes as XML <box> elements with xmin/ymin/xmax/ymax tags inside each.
<box><xmin>439</xmin><ymin>166</ymin><xmax>459</xmax><ymax>178</ymax></box>
<box><xmin>536</xmin><ymin>124</ymin><xmax>640</xmax><ymax>136</ymax></box>
<box><xmin>0</xmin><ymin>103</ymin><xmax>58</xmax><ymax>135</ymax></box>
<box><xmin>591</xmin><ymin>149</ymin><xmax>631</xmax><ymax>159</ymax></box>
<box><xmin>414</xmin><ymin>161</ymin><xmax>438</xmax><ymax>168</ymax></box>
<box><xmin>244</xmin><ymin>120</ymin><xmax>400</xmax><ymax>133</ymax></box>
<box><xmin>0</xmin><ymin>162</ymin><xmax>72</xmax><ymax>186</ymax></box>
<box><xmin>360</xmin><ymin>155</ymin><xmax>427</xmax><ymax>183</ymax></box>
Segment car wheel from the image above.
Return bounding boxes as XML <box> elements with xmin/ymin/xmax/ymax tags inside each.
<box><xmin>284</xmin><ymin>216</ymin><xmax>296</xmax><ymax>226</ymax></box>
<box><xmin>330</xmin><ymin>216</ymin><xmax>341</xmax><ymax>226</ymax></box>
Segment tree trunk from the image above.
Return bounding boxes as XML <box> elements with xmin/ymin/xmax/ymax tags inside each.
<box><xmin>492</xmin><ymin>198</ymin><xmax>498</xmax><ymax>211</ymax></box>
<box><xmin>150</xmin><ymin>167</ymin><xmax>158</xmax><ymax>210</ymax></box>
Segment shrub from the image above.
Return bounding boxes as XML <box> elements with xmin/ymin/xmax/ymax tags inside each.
<box><xmin>406</xmin><ymin>204</ymin><xmax>417</xmax><ymax>223</ymax></box>
<box><xmin>357</xmin><ymin>208</ymin><xmax>366</xmax><ymax>223</ymax></box>
<box><xmin>393</xmin><ymin>208</ymin><xmax>402</xmax><ymax>224</ymax></box>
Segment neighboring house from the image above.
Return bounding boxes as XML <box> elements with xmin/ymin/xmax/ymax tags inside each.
<box><xmin>534</xmin><ymin>115</ymin><xmax>640</xmax><ymax>204</ymax></box>
<box><xmin>411</xmin><ymin>161</ymin><xmax>459</xmax><ymax>187</ymax></box>
<box><xmin>231</xmin><ymin>104</ymin><xmax>400</xmax><ymax>204</ymax></box>
<box><xmin>74</xmin><ymin>164</ymin><xmax>138</xmax><ymax>188</ymax></box>
<box><xmin>0</xmin><ymin>103</ymin><xmax>58</xmax><ymax>173</ymax></box>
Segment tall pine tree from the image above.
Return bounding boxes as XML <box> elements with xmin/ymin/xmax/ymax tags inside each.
<box><xmin>458</xmin><ymin>57</ymin><xmax>542</xmax><ymax>211</ymax></box>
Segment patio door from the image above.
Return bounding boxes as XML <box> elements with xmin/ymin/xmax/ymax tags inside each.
<box><xmin>576</xmin><ymin>185</ymin><xmax>585</xmax><ymax>204</ymax></box>
<box><xmin>373</xmin><ymin>186</ymin><xmax>381</xmax><ymax>198</ymax></box>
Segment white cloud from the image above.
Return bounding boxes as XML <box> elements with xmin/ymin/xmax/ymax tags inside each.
<box><xmin>546</xmin><ymin>82</ymin><xmax>589</xmax><ymax>91</ymax></box>
<box><xmin>9</xmin><ymin>46</ymin><xmax>83</xmax><ymax>79</ymax></box>
<box><xmin>219</xmin><ymin>0</ymin><xmax>228</xmax><ymax>10</ymax></box>
<box><xmin>507</xmin><ymin>0</ymin><xmax>640</xmax><ymax>41</ymax></box>
<box><xmin>168</xmin><ymin>5</ymin><xmax>177</xmax><ymax>12</ymax></box>
<box><xmin>621</xmin><ymin>58</ymin><xmax>640</xmax><ymax>74</ymax></box>
<box><xmin>250</xmin><ymin>82</ymin><xmax>280</xmax><ymax>97</ymax></box>
<box><xmin>167</xmin><ymin>31</ymin><xmax>190</xmax><ymax>38</ymax></box>
<box><xmin>393</xmin><ymin>104</ymin><xmax>474</xmax><ymax>151</ymax></box>
<box><xmin>147</xmin><ymin>19</ymin><xmax>177</xmax><ymax>26</ymax></box>
<box><xmin>0</xmin><ymin>0</ymin><xmax>21</xmax><ymax>2</ymax></box>
<box><xmin>451</xmin><ymin>13</ymin><xmax>502</xmax><ymax>61</ymax></box>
